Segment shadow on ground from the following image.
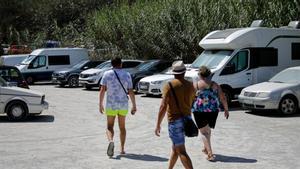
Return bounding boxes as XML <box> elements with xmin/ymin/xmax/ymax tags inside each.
<box><xmin>214</xmin><ymin>154</ymin><xmax>257</xmax><ymax>163</ymax></box>
<box><xmin>114</xmin><ymin>153</ymin><xmax>168</xmax><ymax>162</ymax></box>
<box><xmin>0</xmin><ymin>115</ymin><xmax>55</xmax><ymax>123</ymax></box>
<box><xmin>245</xmin><ymin>110</ymin><xmax>300</xmax><ymax>118</ymax></box>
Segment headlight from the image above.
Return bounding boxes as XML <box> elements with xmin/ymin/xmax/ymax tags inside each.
<box><xmin>151</xmin><ymin>80</ymin><xmax>163</xmax><ymax>84</ymax></box>
<box><xmin>256</xmin><ymin>92</ymin><xmax>270</xmax><ymax>98</ymax></box>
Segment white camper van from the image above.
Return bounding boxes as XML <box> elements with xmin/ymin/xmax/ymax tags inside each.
<box><xmin>185</xmin><ymin>20</ymin><xmax>300</xmax><ymax>102</ymax></box>
<box><xmin>0</xmin><ymin>54</ymin><xmax>28</xmax><ymax>66</ymax></box>
<box><xmin>17</xmin><ymin>48</ymin><xmax>89</xmax><ymax>84</ymax></box>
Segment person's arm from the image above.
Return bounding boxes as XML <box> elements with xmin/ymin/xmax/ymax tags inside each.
<box><xmin>99</xmin><ymin>85</ymin><xmax>106</xmax><ymax>114</ymax></box>
<box><xmin>217</xmin><ymin>83</ymin><xmax>229</xmax><ymax>119</ymax></box>
<box><xmin>128</xmin><ymin>89</ymin><xmax>137</xmax><ymax>115</ymax></box>
<box><xmin>155</xmin><ymin>94</ymin><xmax>169</xmax><ymax>137</ymax></box>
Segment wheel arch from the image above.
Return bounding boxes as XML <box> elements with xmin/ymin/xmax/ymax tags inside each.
<box><xmin>5</xmin><ymin>99</ymin><xmax>29</xmax><ymax>114</ymax></box>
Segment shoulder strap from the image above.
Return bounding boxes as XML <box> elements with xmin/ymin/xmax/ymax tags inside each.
<box><xmin>168</xmin><ymin>82</ymin><xmax>180</xmax><ymax>112</ymax></box>
<box><xmin>113</xmin><ymin>70</ymin><xmax>128</xmax><ymax>98</ymax></box>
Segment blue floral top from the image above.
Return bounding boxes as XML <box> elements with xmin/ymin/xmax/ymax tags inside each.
<box><xmin>192</xmin><ymin>85</ymin><xmax>220</xmax><ymax>113</ymax></box>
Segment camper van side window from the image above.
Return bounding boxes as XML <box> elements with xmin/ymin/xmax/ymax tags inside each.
<box><xmin>221</xmin><ymin>50</ymin><xmax>248</xmax><ymax>75</ymax></box>
<box><xmin>48</xmin><ymin>55</ymin><xmax>70</xmax><ymax>65</ymax></box>
<box><xmin>249</xmin><ymin>48</ymin><xmax>278</xmax><ymax>68</ymax></box>
<box><xmin>292</xmin><ymin>43</ymin><xmax>300</xmax><ymax>60</ymax></box>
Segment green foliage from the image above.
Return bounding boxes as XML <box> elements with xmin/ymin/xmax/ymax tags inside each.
<box><xmin>0</xmin><ymin>0</ymin><xmax>299</xmax><ymax>61</ymax></box>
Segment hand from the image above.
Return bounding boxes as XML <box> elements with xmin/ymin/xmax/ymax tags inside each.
<box><xmin>155</xmin><ymin>126</ymin><xmax>161</xmax><ymax>137</ymax></box>
<box><xmin>224</xmin><ymin>110</ymin><xmax>229</xmax><ymax>119</ymax></box>
<box><xmin>99</xmin><ymin>104</ymin><xmax>104</xmax><ymax>114</ymax></box>
<box><xmin>131</xmin><ymin>106</ymin><xmax>137</xmax><ymax>115</ymax></box>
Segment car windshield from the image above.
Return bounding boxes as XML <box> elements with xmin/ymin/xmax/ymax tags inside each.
<box><xmin>136</xmin><ymin>61</ymin><xmax>158</xmax><ymax>71</ymax></box>
<box><xmin>72</xmin><ymin>60</ymin><xmax>89</xmax><ymax>69</ymax></box>
<box><xmin>191</xmin><ymin>50</ymin><xmax>232</xmax><ymax>69</ymax></box>
<box><xmin>0</xmin><ymin>76</ymin><xmax>8</xmax><ymax>86</ymax></box>
<box><xmin>269</xmin><ymin>69</ymin><xmax>300</xmax><ymax>83</ymax></box>
<box><xmin>95</xmin><ymin>61</ymin><xmax>111</xmax><ymax>69</ymax></box>
<box><xmin>21</xmin><ymin>55</ymin><xmax>36</xmax><ymax>65</ymax></box>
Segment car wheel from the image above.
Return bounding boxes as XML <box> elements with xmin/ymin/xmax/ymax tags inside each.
<box><xmin>6</xmin><ymin>101</ymin><xmax>28</xmax><ymax>121</ymax></box>
<box><xmin>85</xmin><ymin>84</ymin><xmax>92</xmax><ymax>90</ymax></box>
<box><xmin>68</xmin><ymin>76</ymin><xmax>79</xmax><ymax>87</ymax></box>
<box><xmin>279</xmin><ymin>96</ymin><xmax>298</xmax><ymax>114</ymax></box>
<box><xmin>26</xmin><ymin>76</ymin><xmax>34</xmax><ymax>85</ymax></box>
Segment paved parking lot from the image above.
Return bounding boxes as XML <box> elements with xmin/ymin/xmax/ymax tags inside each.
<box><xmin>1</xmin><ymin>84</ymin><xmax>300</xmax><ymax>169</ymax></box>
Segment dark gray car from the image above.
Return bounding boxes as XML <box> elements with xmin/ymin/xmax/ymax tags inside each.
<box><xmin>52</xmin><ymin>60</ymin><xmax>103</xmax><ymax>87</ymax></box>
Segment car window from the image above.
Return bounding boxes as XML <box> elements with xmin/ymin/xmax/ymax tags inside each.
<box><xmin>156</xmin><ymin>62</ymin><xmax>172</xmax><ymax>72</ymax></box>
<box><xmin>222</xmin><ymin>50</ymin><xmax>248</xmax><ymax>75</ymax></box>
<box><xmin>31</xmin><ymin>55</ymin><xmax>46</xmax><ymax>68</ymax></box>
<box><xmin>122</xmin><ymin>61</ymin><xmax>141</xmax><ymax>68</ymax></box>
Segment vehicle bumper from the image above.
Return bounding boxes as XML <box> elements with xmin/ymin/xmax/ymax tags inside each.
<box><xmin>28</xmin><ymin>101</ymin><xmax>49</xmax><ymax>114</ymax></box>
<box><xmin>138</xmin><ymin>82</ymin><xmax>162</xmax><ymax>95</ymax></box>
<box><xmin>79</xmin><ymin>76</ymin><xmax>99</xmax><ymax>86</ymax></box>
<box><xmin>238</xmin><ymin>95</ymin><xmax>279</xmax><ymax>110</ymax></box>
<box><xmin>52</xmin><ymin>76</ymin><xmax>67</xmax><ymax>84</ymax></box>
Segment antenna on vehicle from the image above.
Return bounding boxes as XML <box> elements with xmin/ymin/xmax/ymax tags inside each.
<box><xmin>250</xmin><ymin>20</ymin><xmax>264</xmax><ymax>27</ymax></box>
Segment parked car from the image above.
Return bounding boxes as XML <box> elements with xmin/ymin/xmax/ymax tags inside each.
<box><xmin>52</xmin><ymin>60</ymin><xmax>104</xmax><ymax>87</ymax></box>
<box><xmin>0</xmin><ymin>65</ymin><xmax>29</xmax><ymax>89</ymax></box>
<box><xmin>127</xmin><ymin>60</ymin><xmax>172</xmax><ymax>90</ymax></box>
<box><xmin>238</xmin><ymin>66</ymin><xmax>300</xmax><ymax>114</ymax></box>
<box><xmin>8</xmin><ymin>45</ymin><xmax>31</xmax><ymax>54</ymax></box>
<box><xmin>138</xmin><ymin>66</ymin><xmax>193</xmax><ymax>96</ymax></box>
<box><xmin>0</xmin><ymin>76</ymin><xmax>48</xmax><ymax>121</ymax></box>
<box><xmin>79</xmin><ymin>60</ymin><xmax>143</xmax><ymax>90</ymax></box>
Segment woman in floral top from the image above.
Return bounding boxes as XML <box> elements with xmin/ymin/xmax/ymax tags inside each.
<box><xmin>192</xmin><ymin>66</ymin><xmax>229</xmax><ymax>161</ymax></box>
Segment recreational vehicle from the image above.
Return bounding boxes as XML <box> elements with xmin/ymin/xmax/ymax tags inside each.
<box><xmin>185</xmin><ymin>20</ymin><xmax>300</xmax><ymax>102</ymax></box>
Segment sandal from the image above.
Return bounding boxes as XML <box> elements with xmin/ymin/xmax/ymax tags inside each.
<box><xmin>206</xmin><ymin>153</ymin><xmax>216</xmax><ymax>161</ymax></box>
<box><xmin>107</xmin><ymin>142</ymin><xmax>114</xmax><ymax>157</ymax></box>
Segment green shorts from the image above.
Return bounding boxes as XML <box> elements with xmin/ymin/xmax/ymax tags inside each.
<box><xmin>106</xmin><ymin>109</ymin><xmax>128</xmax><ymax>116</ymax></box>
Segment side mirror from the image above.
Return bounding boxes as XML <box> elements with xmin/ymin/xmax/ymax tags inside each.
<box><xmin>83</xmin><ymin>66</ymin><xmax>89</xmax><ymax>70</ymax></box>
<box><xmin>28</xmin><ymin>63</ymin><xmax>33</xmax><ymax>69</ymax></box>
<box><xmin>222</xmin><ymin>63</ymin><xmax>235</xmax><ymax>75</ymax></box>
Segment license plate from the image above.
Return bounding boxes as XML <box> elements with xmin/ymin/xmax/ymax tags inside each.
<box><xmin>139</xmin><ymin>85</ymin><xmax>147</xmax><ymax>90</ymax></box>
<box><xmin>243</xmin><ymin>99</ymin><xmax>253</xmax><ymax>104</ymax></box>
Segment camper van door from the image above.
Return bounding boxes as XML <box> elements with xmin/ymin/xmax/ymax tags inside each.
<box><xmin>218</xmin><ymin>50</ymin><xmax>253</xmax><ymax>90</ymax></box>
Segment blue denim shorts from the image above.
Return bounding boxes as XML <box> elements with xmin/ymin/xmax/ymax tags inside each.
<box><xmin>168</xmin><ymin>118</ymin><xmax>185</xmax><ymax>146</ymax></box>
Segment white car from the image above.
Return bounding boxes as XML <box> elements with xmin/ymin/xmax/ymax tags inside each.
<box><xmin>138</xmin><ymin>67</ymin><xmax>194</xmax><ymax>95</ymax></box>
<box><xmin>79</xmin><ymin>60</ymin><xmax>143</xmax><ymax>90</ymax></box>
<box><xmin>238</xmin><ymin>66</ymin><xmax>300</xmax><ymax>114</ymax></box>
<box><xmin>0</xmin><ymin>76</ymin><xmax>48</xmax><ymax>121</ymax></box>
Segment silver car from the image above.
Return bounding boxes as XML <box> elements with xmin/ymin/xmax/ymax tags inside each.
<box><xmin>238</xmin><ymin>66</ymin><xmax>300</xmax><ymax>114</ymax></box>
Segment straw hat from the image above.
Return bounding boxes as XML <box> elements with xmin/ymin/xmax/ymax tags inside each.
<box><xmin>171</xmin><ymin>61</ymin><xmax>186</xmax><ymax>74</ymax></box>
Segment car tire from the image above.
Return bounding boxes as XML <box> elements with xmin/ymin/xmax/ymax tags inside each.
<box><xmin>85</xmin><ymin>84</ymin><xmax>92</xmax><ymax>90</ymax></box>
<box><xmin>26</xmin><ymin>76</ymin><xmax>34</xmax><ymax>85</ymax></box>
<box><xmin>6</xmin><ymin>101</ymin><xmax>28</xmax><ymax>121</ymax></box>
<box><xmin>68</xmin><ymin>75</ymin><xmax>79</xmax><ymax>88</ymax></box>
<box><xmin>278</xmin><ymin>95</ymin><xmax>298</xmax><ymax>115</ymax></box>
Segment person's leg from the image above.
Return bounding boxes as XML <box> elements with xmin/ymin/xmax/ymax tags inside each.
<box><xmin>168</xmin><ymin>146</ymin><xmax>179</xmax><ymax>169</ymax></box>
<box><xmin>106</xmin><ymin>116</ymin><xmax>116</xmax><ymax>142</ymax></box>
<box><xmin>118</xmin><ymin>115</ymin><xmax>126</xmax><ymax>154</ymax></box>
<box><xmin>200</xmin><ymin>125</ymin><xmax>214</xmax><ymax>160</ymax></box>
<box><xmin>174</xmin><ymin>145</ymin><xmax>193</xmax><ymax>169</ymax></box>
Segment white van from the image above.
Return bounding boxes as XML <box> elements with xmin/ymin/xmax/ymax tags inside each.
<box><xmin>185</xmin><ymin>20</ymin><xmax>300</xmax><ymax>102</ymax></box>
<box><xmin>0</xmin><ymin>54</ymin><xmax>28</xmax><ymax>66</ymax></box>
<box><xmin>17</xmin><ymin>48</ymin><xmax>89</xmax><ymax>84</ymax></box>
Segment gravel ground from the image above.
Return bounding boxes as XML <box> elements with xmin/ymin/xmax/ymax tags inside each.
<box><xmin>0</xmin><ymin>84</ymin><xmax>300</xmax><ymax>169</ymax></box>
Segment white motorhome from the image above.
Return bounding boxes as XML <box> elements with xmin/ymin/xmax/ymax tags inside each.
<box><xmin>185</xmin><ymin>20</ymin><xmax>300</xmax><ymax>102</ymax></box>
<box><xmin>17</xmin><ymin>48</ymin><xmax>89</xmax><ymax>84</ymax></box>
<box><xmin>0</xmin><ymin>54</ymin><xmax>28</xmax><ymax>66</ymax></box>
